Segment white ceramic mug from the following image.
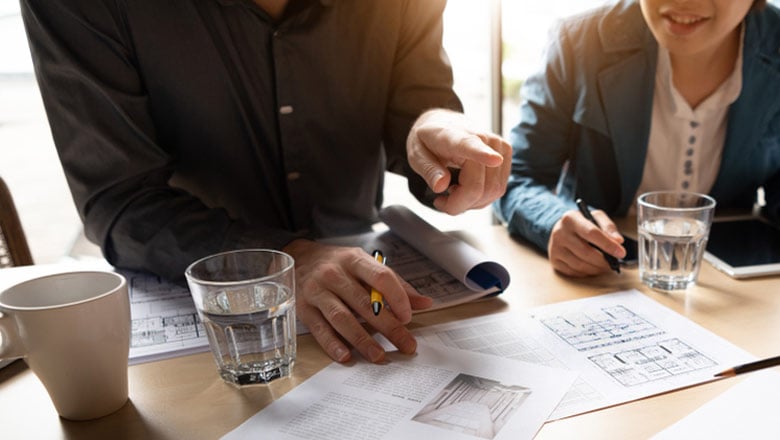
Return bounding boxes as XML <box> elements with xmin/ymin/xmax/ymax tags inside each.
<box><xmin>0</xmin><ymin>271</ymin><xmax>131</xmax><ymax>420</ymax></box>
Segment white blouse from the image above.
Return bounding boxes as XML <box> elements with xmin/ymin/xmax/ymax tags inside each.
<box><xmin>632</xmin><ymin>28</ymin><xmax>744</xmax><ymax>211</ymax></box>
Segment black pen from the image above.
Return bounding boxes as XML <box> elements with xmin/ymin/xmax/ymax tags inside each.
<box><xmin>370</xmin><ymin>250</ymin><xmax>386</xmax><ymax>316</ymax></box>
<box><xmin>575</xmin><ymin>198</ymin><xmax>621</xmax><ymax>274</ymax></box>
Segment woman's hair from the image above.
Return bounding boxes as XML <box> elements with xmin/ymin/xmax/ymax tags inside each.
<box><xmin>753</xmin><ymin>0</ymin><xmax>767</xmax><ymax>10</ymax></box>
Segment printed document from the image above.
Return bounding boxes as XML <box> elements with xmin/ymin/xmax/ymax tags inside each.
<box><xmin>0</xmin><ymin>262</ymin><xmax>210</xmax><ymax>364</ymax></box>
<box><xmin>410</xmin><ymin>290</ymin><xmax>754</xmax><ymax>420</ymax></box>
<box><xmin>322</xmin><ymin>205</ymin><xmax>510</xmax><ymax>311</ymax></box>
<box><xmin>223</xmin><ymin>343</ymin><xmax>575</xmax><ymax>440</ymax></box>
<box><xmin>121</xmin><ymin>270</ymin><xmax>210</xmax><ymax>364</ymax></box>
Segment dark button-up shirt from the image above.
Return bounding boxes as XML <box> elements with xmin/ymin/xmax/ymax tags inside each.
<box><xmin>22</xmin><ymin>0</ymin><xmax>462</xmax><ymax>279</ymax></box>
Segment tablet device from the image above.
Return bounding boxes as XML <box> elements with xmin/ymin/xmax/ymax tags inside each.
<box><xmin>703</xmin><ymin>217</ymin><xmax>780</xmax><ymax>279</ymax></box>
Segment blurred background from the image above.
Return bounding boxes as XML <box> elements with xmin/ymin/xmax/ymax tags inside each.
<box><xmin>3</xmin><ymin>0</ymin><xmax>773</xmax><ymax>264</ymax></box>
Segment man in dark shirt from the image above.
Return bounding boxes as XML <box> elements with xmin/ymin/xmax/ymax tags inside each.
<box><xmin>22</xmin><ymin>0</ymin><xmax>511</xmax><ymax>363</ymax></box>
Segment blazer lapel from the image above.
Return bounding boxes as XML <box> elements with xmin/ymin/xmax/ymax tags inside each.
<box><xmin>596</xmin><ymin>8</ymin><xmax>658</xmax><ymax>214</ymax></box>
<box><xmin>711</xmin><ymin>20</ymin><xmax>780</xmax><ymax>202</ymax></box>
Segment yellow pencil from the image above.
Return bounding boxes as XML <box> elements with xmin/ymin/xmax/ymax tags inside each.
<box><xmin>370</xmin><ymin>250</ymin><xmax>386</xmax><ymax>316</ymax></box>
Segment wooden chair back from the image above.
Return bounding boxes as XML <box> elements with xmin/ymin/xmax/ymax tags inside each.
<box><xmin>0</xmin><ymin>177</ymin><xmax>33</xmax><ymax>267</ymax></box>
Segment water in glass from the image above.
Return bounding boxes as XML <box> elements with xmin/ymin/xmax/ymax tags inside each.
<box><xmin>200</xmin><ymin>282</ymin><xmax>296</xmax><ymax>385</ymax></box>
<box><xmin>639</xmin><ymin>217</ymin><xmax>709</xmax><ymax>290</ymax></box>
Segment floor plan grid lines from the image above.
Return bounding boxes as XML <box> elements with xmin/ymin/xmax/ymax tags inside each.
<box><xmin>538</xmin><ymin>305</ymin><xmax>716</xmax><ymax>387</ymax></box>
<box><xmin>539</xmin><ymin>306</ymin><xmax>664</xmax><ymax>352</ymax></box>
<box><xmin>589</xmin><ymin>339</ymin><xmax>717</xmax><ymax>386</ymax></box>
<box><xmin>125</xmin><ymin>271</ymin><xmax>209</xmax><ymax>363</ymax></box>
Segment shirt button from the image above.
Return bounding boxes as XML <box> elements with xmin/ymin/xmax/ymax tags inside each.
<box><xmin>690</xmin><ymin>121</ymin><xmax>699</xmax><ymax>128</ymax></box>
<box><xmin>688</xmin><ymin>135</ymin><xmax>696</xmax><ymax>144</ymax></box>
<box><xmin>682</xmin><ymin>181</ymin><xmax>690</xmax><ymax>189</ymax></box>
<box><xmin>686</xmin><ymin>148</ymin><xmax>694</xmax><ymax>156</ymax></box>
<box><xmin>273</xmin><ymin>30</ymin><xmax>282</xmax><ymax>38</ymax></box>
<box><xmin>287</xmin><ymin>171</ymin><xmax>301</xmax><ymax>181</ymax></box>
<box><xmin>279</xmin><ymin>105</ymin><xmax>294</xmax><ymax>115</ymax></box>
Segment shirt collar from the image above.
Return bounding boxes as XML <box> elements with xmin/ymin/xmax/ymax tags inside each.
<box><xmin>657</xmin><ymin>24</ymin><xmax>744</xmax><ymax>119</ymax></box>
<box><xmin>214</xmin><ymin>0</ymin><xmax>332</xmax><ymax>19</ymax></box>
<box><xmin>216</xmin><ymin>0</ymin><xmax>332</xmax><ymax>6</ymax></box>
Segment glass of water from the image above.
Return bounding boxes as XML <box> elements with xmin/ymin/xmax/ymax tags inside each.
<box><xmin>185</xmin><ymin>249</ymin><xmax>296</xmax><ymax>386</ymax></box>
<box><xmin>637</xmin><ymin>191</ymin><xmax>716</xmax><ymax>290</ymax></box>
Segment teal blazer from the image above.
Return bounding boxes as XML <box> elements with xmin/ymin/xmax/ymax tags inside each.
<box><xmin>497</xmin><ymin>0</ymin><xmax>780</xmax><ymax>252</ymax></box>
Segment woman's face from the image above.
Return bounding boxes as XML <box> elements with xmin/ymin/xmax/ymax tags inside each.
<box><xmin>639</xmin><ymin>0</ymin><xmax>753</xmax><ymax>57</ymax></box>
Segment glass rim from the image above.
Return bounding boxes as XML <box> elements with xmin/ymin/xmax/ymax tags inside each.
<box><xmin>637</xmin><ymin>190</ymin><xmax>716</xmax><ymax>212</ymax></box>
<box><xmin>184</xmin><ymin>248</ymin><xmax>294</xmax><ymax>286</ymax></box>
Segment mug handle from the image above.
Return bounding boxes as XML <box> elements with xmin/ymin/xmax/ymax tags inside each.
<box><xmin>0</xmin><ymin>312</ymin><xmax>25</xmax><ymax>360</ymax></box>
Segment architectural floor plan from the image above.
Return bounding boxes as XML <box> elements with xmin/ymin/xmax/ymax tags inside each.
<box><xmin>123</xmin><ymin>270</ymin><xmax>209</xmax><ymax>364</ymax></box>
<box><xmin>412</xmin><ymin>290</ymin><xmax>752</xmax><ymax>420</ymax></box>
<box><xmin>540</xmin><ymin>305</ymin><xmax>717</xmax><ymax>386</ymax></box>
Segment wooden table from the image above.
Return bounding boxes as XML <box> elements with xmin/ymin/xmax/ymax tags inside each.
<box><xmin>1</xmin><ymin>225</ymin><xmax>779</xmax><ymax>439</ymax></box>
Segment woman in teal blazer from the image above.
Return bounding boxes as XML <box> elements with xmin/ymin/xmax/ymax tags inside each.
<box><xmin>496</xmin><ymin>0</ymin><xmax>780</xmax><ymax>276</ymax></box>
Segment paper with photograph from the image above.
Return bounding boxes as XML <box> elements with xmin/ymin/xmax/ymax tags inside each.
<box><xmin>222</xmin><ymin>343</ymin><xmax>576</xmax><ymax>440</ymax></box>
<box><xmin>409</xmin><ymin>290</ymin><xmax>754</xmax><ymax>420</ymax></box>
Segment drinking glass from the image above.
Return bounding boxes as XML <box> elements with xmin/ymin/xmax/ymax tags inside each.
<box><xmin>637</xmin><ymin>191</ymin><xmax>716</xmax><ymax>290</ymax></box>
<box><xmin>185</xmin><ymin>249</ymin><xmax>296</xmax><ymax>386</ymax></box>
